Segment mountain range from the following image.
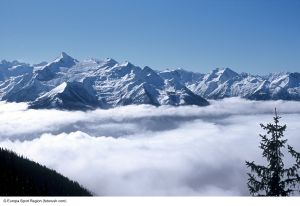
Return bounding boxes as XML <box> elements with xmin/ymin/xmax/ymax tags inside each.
<box><xmin>0</xmin><ymin>52</ymin><xmax>299</xmax><ymax>110</ymax></box>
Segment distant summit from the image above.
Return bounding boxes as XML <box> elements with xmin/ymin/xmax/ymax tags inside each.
<box><xmin>53</xmin><ymin>52</ymin><xmax>78</xmax><ymax>66</ymax></box>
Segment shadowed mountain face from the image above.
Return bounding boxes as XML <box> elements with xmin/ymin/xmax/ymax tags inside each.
<box><xmin>0</xmin><ymin>148</ymin><xmax>92</xmax><ymax>196</ymax></box>
<box><xmin>0</xmin><ymin>52</ymin><xmax>299</xmax><ymax>110</ymax></box>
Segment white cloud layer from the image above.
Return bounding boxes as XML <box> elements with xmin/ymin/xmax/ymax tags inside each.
<box><xmin>0</xmin><ymin>98</ymin><xmax>300</xmax><ymax>195</ymax></box>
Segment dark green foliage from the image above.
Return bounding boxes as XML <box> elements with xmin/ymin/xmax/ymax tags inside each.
<box><xmin>0</xmin><ymin>148</ymin><xmax>92</xmax><ymax>196</ymax></box>
<box><xmin>246</xmin><ymin>109</ymin><xmax>300</xmax><ymax>196</ymax></box>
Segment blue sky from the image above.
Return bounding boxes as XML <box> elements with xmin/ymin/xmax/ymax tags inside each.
<box><xmin>0</xmin><ymin>0</ymin><xmax>299</xmax><ymax>74</ymax></box>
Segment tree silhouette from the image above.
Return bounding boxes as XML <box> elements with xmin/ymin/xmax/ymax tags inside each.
<box><xmin>246</xmin><ymin>109</ymin><xmax>300</xmax><ymax>196</ymax></box>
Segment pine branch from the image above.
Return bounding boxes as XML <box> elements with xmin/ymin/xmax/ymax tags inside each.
<box><xmin>246</xmin><ymin>161</ymin><xmax>269</xmax><ymax>177</ymax></box>
<box><xmin>288</xmin><ymin>145</ymin><xmax>300</xmax><ymax>164</ymax></box>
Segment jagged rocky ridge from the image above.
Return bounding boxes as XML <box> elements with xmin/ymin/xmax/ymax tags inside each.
<box><xmin>0</xmin><ymin>52</ymin><xmax>299</xmax><ymax>110</ymax></box>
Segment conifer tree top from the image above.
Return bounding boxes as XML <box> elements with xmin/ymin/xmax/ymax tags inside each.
<box><xmin>246</xmin><ymin>108</ymin><xmax>300</xmax><ymax>196</ymax></box>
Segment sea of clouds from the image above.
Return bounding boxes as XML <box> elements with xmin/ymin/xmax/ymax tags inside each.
<box><xmin>0</xmin><ymin>98</ymin><xmax>300</xmax><ymax>196</ymax></box>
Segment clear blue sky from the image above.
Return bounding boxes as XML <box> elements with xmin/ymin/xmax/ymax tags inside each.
<box><xmin>0</xmin><ymin>0</ymin><xmax>299</xmax><ymax>74</ymax></box>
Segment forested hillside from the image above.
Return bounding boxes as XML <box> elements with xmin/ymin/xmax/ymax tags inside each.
<box><xmin>0</xmin><ymin>148</ymin><xmax>91</xmax><ymax>196</ymax></box>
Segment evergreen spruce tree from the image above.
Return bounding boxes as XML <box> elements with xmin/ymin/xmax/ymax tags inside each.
<box><xmin>246</xmin><ymin>108</ymin><xmax>300</xmax><ymax>196</ymax></box>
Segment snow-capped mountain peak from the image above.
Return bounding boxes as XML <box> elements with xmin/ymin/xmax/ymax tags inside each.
<box><xmin>100</xmin><ymin>58</ymin><xmax>118</xmax><ymax>67</ymax></box>
<box><xmin>216</xmin><ymin>68</ymin><xmax>239</xmax><ymax>81</ymax></box>
<box><xmin>52</xmin><ymin>52</ymin><xmax>78</xmax><ymax>66</ymax></box>
<box><xmin>119</xmin><ymin>61</ymin><xmax>134</xmax><ymax>68</ymax></box>
<box><xmin>0</xmin><ymin>60</ymin><xmax>26</xmax><ymax>69</ymax></box>
<box><xmin>0</xmin><ymin>59</ymin><xmax>10</xmax><ymax>66</ymax></box>
<box><xmin>34</xmin><ymin>52</ymin><xmax>78</xmax><ymax>81</ymax></box>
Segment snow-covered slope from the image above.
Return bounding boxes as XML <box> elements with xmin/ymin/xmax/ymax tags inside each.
<box><xmin>1</xmin><ymin>52</ymin><xmax>299</xmax><ymax>110</ymax></box>
<box><xmin>29</xmin><ymin>81</ymin><xmax>99</xmax><ymax>110</ymax></box>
